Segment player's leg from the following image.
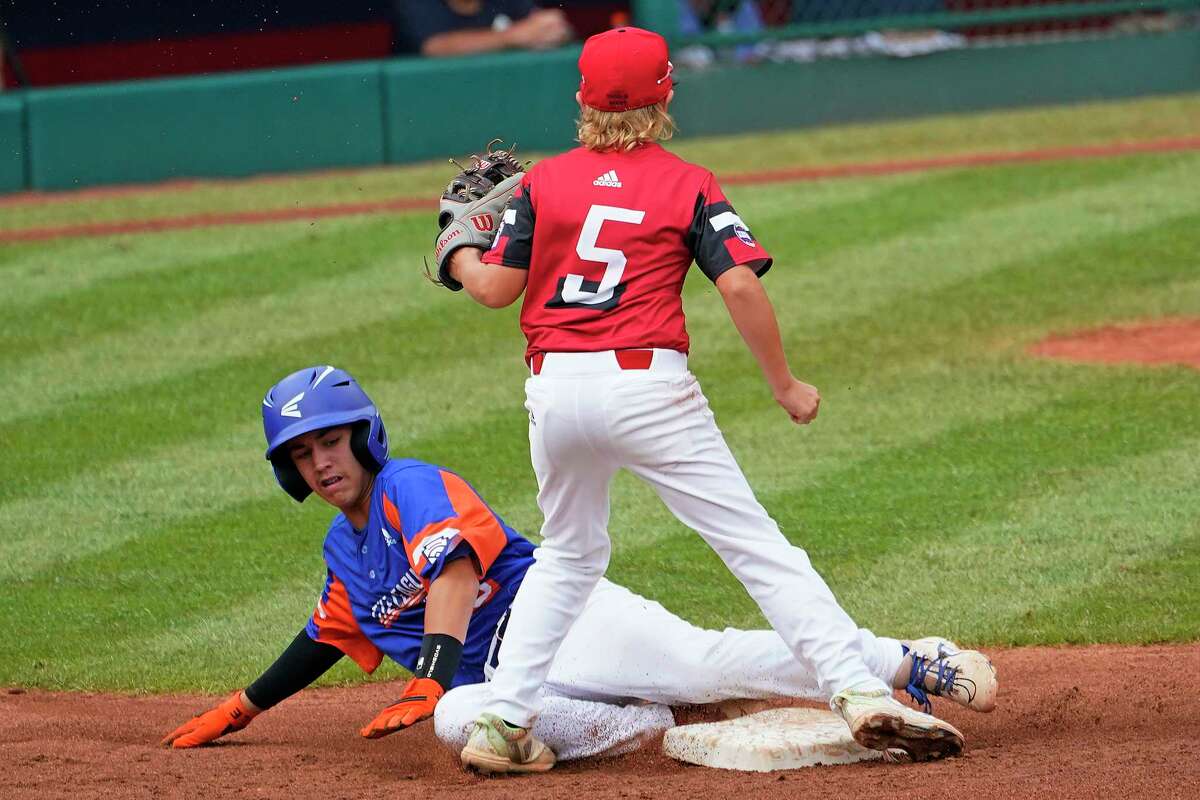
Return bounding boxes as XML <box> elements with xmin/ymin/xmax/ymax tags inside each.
<box><xmin>549</xmin><ymin>581</ymin><xmax>997</xmax><ymax>712</ymax></box>
<box><xmin>610</xmin><ymin>372</ymin><xmax>886</xmax><ymax>698</ymax></box>
<box><xmin>544</xmin><ymin>578</ymin><xmax>905</xmax><ymax>705</ymax></box>
<box><xmin>619</xmin><ymin>375</ymin><xmax>964</xmax><ymax>758</ymax></box>
<box><xmin>439</xmin><ymin>682</ymin><xmax>674</xmax><ymax>761</ymax></box>
<box><xmin>480</xmin><ymin>376</ymin><xmax>620</xmax><ymax>729</ymax></box>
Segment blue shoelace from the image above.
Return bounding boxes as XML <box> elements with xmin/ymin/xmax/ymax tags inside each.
<box><xmin>903</xmin><ymin>642</ymin><xmax>958</xmax><ymax>714</ymax></box>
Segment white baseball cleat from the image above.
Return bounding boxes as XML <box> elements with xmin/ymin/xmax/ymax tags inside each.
<box><xmin>831</xmin><ymin>687</ymin><xmax>964</xmax><ymax>762</ymax></box>
<box><xmin>460</xmin><ymin>713</ymin><xmax>556</xmax><ymax>774</ymax></box>
<box><xmin>903</xmin><ymin>637</ymin><xmax>999</xmax><ymax>713</ymax></box>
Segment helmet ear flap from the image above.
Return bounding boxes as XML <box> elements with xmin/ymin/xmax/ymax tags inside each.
<box><xmin>350</xmin><ymin>421</ymin><xmax>384</xmax><ymax>474</ymax></box>
<box><xmin>271</xmin><ymin>453</ymin><xmax>312</xmax><ymax>502</ymax></box>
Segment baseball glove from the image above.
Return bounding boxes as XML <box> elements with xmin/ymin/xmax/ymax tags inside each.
<box><xmin>428</xmin><ymin>139</ymin><xmax>526</xmax><ymax>291</ymax></box>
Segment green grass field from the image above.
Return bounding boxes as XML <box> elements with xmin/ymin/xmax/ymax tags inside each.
<box><xmin>2</xmin><ymin>94</ymin><xmax>1198</xmax><ymax>694</ymax></box>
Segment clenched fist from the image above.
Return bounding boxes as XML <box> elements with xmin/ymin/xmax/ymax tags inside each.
<box><xmin>773</xmin><ymin>378</ymin><xmax>820</xmax><ymax>425</ymax></box>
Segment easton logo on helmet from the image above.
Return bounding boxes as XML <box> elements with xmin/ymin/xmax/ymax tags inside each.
<box><xmin>280</xmin><ymin>392</ymin><xmax>304</xmax><ymax>418</ymax></box>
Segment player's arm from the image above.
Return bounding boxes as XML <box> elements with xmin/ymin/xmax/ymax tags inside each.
<box><xmin>359</xmin><ymin>555</ymin><xmax>479</xmax><ymax>739</ymax></box>
<box><xmin>691</xmin><ymin>172</ymin><xmax>819</xmax><ymax>425</ymax></box>
<box><xmin>449</xmin><ymin>246</ymin><xmax>528</xmax><ymax>308</ymax></box>
<box><xmin>161</xmin><ymin>631</ymin><xmax>344</xmax><ymax>749</ymax></box>
<box><xmin>447</xmin><ymin>170</ymin><xmax>534</xmax><ymax>308</ymax></box>
<box><xmin>716</xmin><ymin>266</ymin><xmax>820</xmax><ymax>425</ymax></box>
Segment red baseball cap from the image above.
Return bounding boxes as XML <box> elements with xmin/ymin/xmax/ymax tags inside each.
<box><xmin>579</xmin><ymin>27</ymin><xmax>674</xmax><ymax>112</ymax></box>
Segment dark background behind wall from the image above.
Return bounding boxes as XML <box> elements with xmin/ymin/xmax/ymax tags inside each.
<box><xmin>0</xmin><ymin>1</ymin><xmax>627</xmax><ymax>88</ymax></box>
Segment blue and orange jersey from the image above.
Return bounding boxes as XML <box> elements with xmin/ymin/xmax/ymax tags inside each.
<box><xmin>304</xmin><ymin>458</ymin><xmax>535</xmax><ymax>687</ymax></box>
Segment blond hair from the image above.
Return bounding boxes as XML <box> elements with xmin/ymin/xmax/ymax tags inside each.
<box><xmin>576</xmin><ymin>102</ymin><xmax>676</xmax><ymax>152</ymax></box>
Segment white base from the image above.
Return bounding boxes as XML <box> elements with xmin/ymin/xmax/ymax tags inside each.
<box><xmin>662</xmin><ymin>707</ymin><xmax>883</xmax><ymax>772</ymax></box>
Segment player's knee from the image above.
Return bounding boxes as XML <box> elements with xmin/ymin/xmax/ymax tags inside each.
<box><xmin>433</xmin><ymin>685</ymin><xmax>483</xmax><ymax>750</ymax></box>
<box><xmin>538</xmin><ymin>537</ymin><xmax>611</xmax><ymax>576</ymax></box>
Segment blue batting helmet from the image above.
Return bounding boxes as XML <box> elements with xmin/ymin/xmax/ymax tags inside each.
<box><xmin>262</xmin><ymin>365</ymin><xmax>389</xmax><ymax>502</ymax></box>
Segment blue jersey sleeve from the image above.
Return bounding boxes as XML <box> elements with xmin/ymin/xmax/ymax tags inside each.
<box><xmin>379</xmin><ymin>465</ymin><xmax>511</xmax><ymax>582</ymax></box>
<box><xmin>304</xmin><ymin>569</ymin><xmax>384</xmax><ymax>674</ymax></box>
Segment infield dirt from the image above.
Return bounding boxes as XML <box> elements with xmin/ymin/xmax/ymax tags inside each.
<box><xmin>4</xmin><ymin>644</ymin><xmax>1197</xmax><ymax>800</ymax></box>
<box><xmin>1031</xmin><ymin>319</ymin><xmax>1200</xmax><ymax>371</ymax></box>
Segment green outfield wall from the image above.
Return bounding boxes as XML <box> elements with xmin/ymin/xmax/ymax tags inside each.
<box><xmin>23</xmin><ymin>62</ymin><xmax>384</xmax><ymax>191</ymax></box>
<box><xmin>670</xmin><ymin>30</ymin><xmax>1200</xmax><ymax>136</ymax></box>
<box><xmin>0</xmin><ymin>95</ymin><xmax>26</xmax><ymax>193</ymax></box>
<box><xmin>1</xmin><ymin>29</ymin><xmax>1198</xmax><ymax>193</ymax></box>
<box><xmin>383</xmin><ymin>48</ymin><xmax>581</xmax><ymax>163</ymax></box>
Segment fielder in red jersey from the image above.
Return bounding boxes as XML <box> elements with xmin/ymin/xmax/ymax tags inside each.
<box><xmin>442</xmin><ymin>26</ymin><xmax>966</xmax><ymax>774</ymax></box>
<box><xmin>484</xmin><ymin>141</ymin><xmax>770</xmax><ymax>359</ymax></box>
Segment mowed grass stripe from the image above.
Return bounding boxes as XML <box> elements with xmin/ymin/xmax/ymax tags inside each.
<box><xmin>672</xmin><ymin>203</ymin><xmax>1200</xmax><ymax>504</ymax></box>
<box><xmin>703</xmin><ymin>154</ymin><xmax>1200</xmax><ymax>339</ymax></box>
<box><xmin>0</xmin><ymin>280</ymin><xmax>529</xmax><ymax>505</ymax></box>
<box><xmin>847</xmin><ymin>439</ymin><xmax>1200</xmax><ymax>645</ymax></box>
<box><xmin>609</xmin><ymin>204</ymin><xmax>1200</xmax><ymax>630</ymax></box>
<box><xmin>4</xmin><ymin>154</ymin><xmax>1195</xmax><ymax>556</ymax></box>
<box><xmin>663</xmin><ymin>157</ymin><xmax>1200</xmax><ymax>486</ymax></box>
<box><xmin>4</xmin><ymin>159</ymin><xmax>1176</xmax><ymax>515</ymax></box>
<box><xmin>1039</xmin><ymin>529</ymin><xmax>1200</xmax><ymax>645</ymax></box>
<box><xmin>1</xmin><ymin>219</ymin><xmax>409</xmax><ymax>363</ymax></box>
<box><xmin>0</xmin><ymin>218</ymin><xmax>426</xmax><ymax>425</ymax></box>
<box><xmin>733</xmin><ymin>150</ymin><xmax>1174</xmax><ymax>271</ymax></box>
<box><xmin>0</xmin><ymin>168</ymin><xmax>996</xmax><ymax>497</ymax></box>
<box><xmin>609</xmin><ymin>369</ymin><xmax>1200</xmax><ymax>635</ymax></box>
<box><xmin>5</xmin><ymin>153</ymin><xmax>1189</xmax><ymax>429</ymax></box>
<box><xmin>0</xmin><ymin>169</ymin><xmax>919</xmax><ymax>319</ymax></box>
<box><xmin>0</xmin><ymin>349</ymin><xmax>532</xmax><ymax>577</ymax></box>
<box><xmin>0</xmin><ymin>498</ymin><xmax>335</xmax><ymax>691</ymax></box>
<box><xmin>715</xmin><ymin>195</ymin><xmax>1200</xmax><ymax>434</ymax></box>
<box><xmin>0</xmin><ymin>223</ymin><xmax>321</xmax><ymax>310</ymax></box>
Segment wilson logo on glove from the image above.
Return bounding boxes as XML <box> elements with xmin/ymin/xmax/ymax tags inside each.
<box><xmin>425</xmin><ymin>139</ymin><xmax>528</xmax><ymax>291</ymax></box>
<box><xmin>435</xmin><ymin>227</ymin><xmax>462</xmax><ymax>260</ymax></box>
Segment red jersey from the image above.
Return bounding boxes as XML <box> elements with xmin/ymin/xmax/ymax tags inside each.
<box><xmin>481</xmin><ymin>143</ymin><xmax>772</xmax><ymax>359</ymax></box>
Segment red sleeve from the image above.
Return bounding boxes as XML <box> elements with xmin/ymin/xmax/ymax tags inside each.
<box><xmin>688</xmin><ymin>172</ymin><xmax>772</xmax><ymax>281</ymax></box>
<box><xmin>306</xmin><ymin>572</ymin><xmax>384</xmax><ymax>673</ymax></box>
<box><xmin>481</xmin><ymin>173</ymin><xmax>534</xmax><ymax>269</ymax></box>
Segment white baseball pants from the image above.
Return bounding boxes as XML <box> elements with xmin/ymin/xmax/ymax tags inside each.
<box><xmin>482</xmin><ymin>349</ymin><xmax>891</xmax><ymax>728</ymax></box>
<box><xmin>442</xmin><ymin>578</ymin><xmax>904</xmax><ymax>759</ymax></box>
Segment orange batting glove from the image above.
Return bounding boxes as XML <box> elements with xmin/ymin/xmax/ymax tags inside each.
<box><xmin>161</xmin><ymin>691</ymin><xmax>260</xmax><ymax>748</ymax></box>
<box><xmin>359</xmin><ymin>677</ymin><xmax>445</xmax><ymax>739</ymax></box>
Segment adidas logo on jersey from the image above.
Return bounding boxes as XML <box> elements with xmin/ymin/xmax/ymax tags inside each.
<box><xmin>592</xmin><ymin>170</ymin><xmax>622</xmax><ymax>188</ymax></box>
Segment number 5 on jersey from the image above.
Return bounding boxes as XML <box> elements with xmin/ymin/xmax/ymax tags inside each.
<box><xmin>547</xmin><ymin>204</ymin><xmax>645</xmax><ymax>310</ymax></box>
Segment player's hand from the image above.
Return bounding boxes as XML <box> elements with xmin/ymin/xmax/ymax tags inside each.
<box><xmin>359</xmin><ymin>677</ymin><xmax>445</xmax><ymax>739</ymax></box>
<box><xmin>773</xmin><ymin>378</ymin><xmax>820</xmax><ymax>424</ymax></box>
<box><xmin>505</xmin><ymin>9</ymin><xmax>572</xmax><ymax>50</ymax></box>
<box><xmin>161</xmin><ymin>691</ymin><xmax>259</xmax><ymax>748</ymax></box>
